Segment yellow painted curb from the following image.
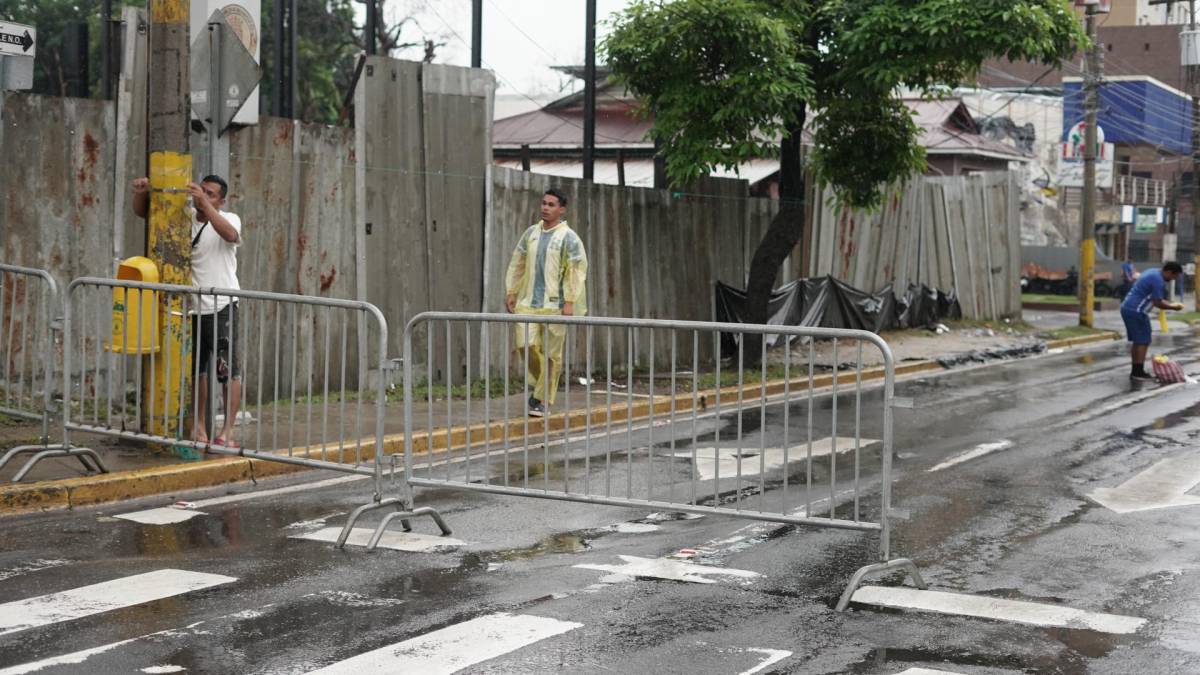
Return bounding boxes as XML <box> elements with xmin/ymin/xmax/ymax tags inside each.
<box><xmin>1045</xmin><ymin>331</ymin><xmax>1120</xmax><ymax>350</ymax></box>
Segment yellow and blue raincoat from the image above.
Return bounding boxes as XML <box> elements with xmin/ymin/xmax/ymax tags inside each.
<box><xmin>504</xmin><ymin>221</ymin><xmax>588</xmax><ymax>405</ymax></box>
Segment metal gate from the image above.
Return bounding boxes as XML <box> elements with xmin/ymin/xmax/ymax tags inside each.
<box><xmin>398</xmin><ymin>312</ymin><xmax>924</xmax><ymax>609</ymax></box>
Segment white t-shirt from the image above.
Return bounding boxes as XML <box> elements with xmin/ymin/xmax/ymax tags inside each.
<box><xmin>191</xmin><ymin>210</ymin><xmax>242</xmax><ymax>314</ymax></box>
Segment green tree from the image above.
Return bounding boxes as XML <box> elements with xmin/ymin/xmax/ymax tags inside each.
<box><xmin>0</xmin><ymin>0</ymin><xmax>146</xmax><ymax>97</ymax></box>
<box><xmin>605</xmin><ymin>0</ymin><xmax>1083</xmax><ymax>360</ymax></box>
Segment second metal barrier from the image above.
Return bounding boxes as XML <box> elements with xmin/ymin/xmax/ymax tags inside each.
<box><xmin>401</xmin><ymin>312</ymin><xmax>924</xmax><ymax>608</ymax></box>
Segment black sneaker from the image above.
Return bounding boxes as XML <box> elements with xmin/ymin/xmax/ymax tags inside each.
<box><xmin>1130</xmin><ymin>371</ymin><xmax>1155</xmax><ymax>382</ymax></box>
<box><xmin>528</xmin><ymin>398</ymin><xmax>546</xmax><ymax>417</ymax></box>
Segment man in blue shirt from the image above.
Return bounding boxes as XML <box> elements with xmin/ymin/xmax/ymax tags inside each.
<box><xmin>1120</xmin><ymin>261</ymin><xmax>1184</xmax><ymax>380</ymax></box>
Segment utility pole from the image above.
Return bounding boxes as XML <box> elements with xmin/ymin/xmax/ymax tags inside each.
<box><xmin>582</xmin><ymin>0</ymin><xmax>596</xmax><ymax>181</ymax></box>
<box><xmin>146</xmin><ymin>0</ymin><xmax>192</xmax><ymax>437</ymax></box>
<box><xmin>101</xmin><ymin>0</ymin><xmax>113</xmax><ymax>99</ymax></box>
<box><xmin>471</xmin><ymin>0</ymin><xmax>482</xmax><ymax>68</ymax></box>
<box><xmin>365</xmin><ymin>0</ymin><xmax>376</xmax><ymax>56</ymax></box>
<box><xmin>1079</xmin><ymin>1</ymin><xmax>1101</xmax><ymax>327</ymax></box>
<box><xmin>273</xmin><ymin>0</ymin><xmax>285</xmax><ymax>113</ymax></box>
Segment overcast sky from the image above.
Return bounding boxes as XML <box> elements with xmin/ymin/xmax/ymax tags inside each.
<box><xmin>385</xmin><ymin>0</ymin><xmax>635</xmax><ymax>99</ymax></box>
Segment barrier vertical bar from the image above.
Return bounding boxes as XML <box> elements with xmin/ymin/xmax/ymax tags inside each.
<box><xmin>830</xmin><ymin>338</ymin><xmax>839</xmax><ymax>519</ymax></box>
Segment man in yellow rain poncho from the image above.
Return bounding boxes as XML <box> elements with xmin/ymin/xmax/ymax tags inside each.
<box><xmin>505</xmin><ymin>188</ymin><xmax>588</xmax><ymax>417</ymax></box>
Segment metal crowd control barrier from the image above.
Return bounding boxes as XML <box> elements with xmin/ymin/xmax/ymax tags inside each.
<box><xmin>0</xmin><ymin>264</ymin><xmax>106</xmax><ymax>481</ymax></box>
<box><xmin>62</xmin><ymin>277</ymin><xmax>441</xmax><ymax>540</ymax></box>
<box><xmin>402</xmin><ymin>312</ymin><xmax>924</xmax><ymax>609</ymax></box>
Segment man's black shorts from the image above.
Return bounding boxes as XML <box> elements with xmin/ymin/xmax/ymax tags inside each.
<box><xmin>192</xmin><ymin>303</ymin><xmax>241</xmax><ymax>382</ymax></box>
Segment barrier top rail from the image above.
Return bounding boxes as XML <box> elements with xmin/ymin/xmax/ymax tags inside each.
<box><xmin>406</xmin><ymin>311</ymin><xmax>896</xmax><ymax>368</ymax></box>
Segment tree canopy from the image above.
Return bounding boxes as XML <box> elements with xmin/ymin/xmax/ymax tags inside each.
<box><xmin>604</xmin><ymin>0</ymin><xmax>1085</xmax><ymax>208</ymax></box>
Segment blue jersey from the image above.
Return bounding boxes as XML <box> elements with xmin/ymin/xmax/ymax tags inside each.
<box><xmin>1122</xmin><ymin>261</ymin><xmax>1135</xmax><ymax>282</ymax></box>
<box><xmin>1121</xmin><ymin>268</ymin><xmax>1167</xmax><ymax>314</ymax></box>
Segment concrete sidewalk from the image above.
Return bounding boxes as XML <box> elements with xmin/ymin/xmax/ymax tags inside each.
<box><xmin>0</xmin><ymin>323</ymin><xmax>1120</xmax><ymax>514</ymax></box>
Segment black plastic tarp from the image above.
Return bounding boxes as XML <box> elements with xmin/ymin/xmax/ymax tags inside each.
<box><xmin>715</xmin><ymin>276</ymin><xmax>962</xmax><ymax>355</ymax></box>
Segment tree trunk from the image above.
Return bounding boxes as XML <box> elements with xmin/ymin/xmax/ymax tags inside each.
<box><xmin>743</xmin><ymin>110</ymin><xmax>807</xmax><ymax>366</ymax></box>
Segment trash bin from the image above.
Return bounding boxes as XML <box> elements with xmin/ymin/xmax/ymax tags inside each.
<box><xmin>110</xmin><ymin>256</ymin><xmax>160</xmax><ymax>354</ymax></box>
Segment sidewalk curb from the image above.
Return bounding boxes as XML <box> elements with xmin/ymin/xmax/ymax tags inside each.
<box><xmin>0</xmin><ymin>330</ymin><xmax>1119</xmax><ymax>515</ymax></box>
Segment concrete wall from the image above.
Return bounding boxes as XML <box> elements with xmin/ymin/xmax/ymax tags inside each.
<box><xmin>808</xmin><ymin>171</ymin><xmax>1022</xmax><ymax>319</ymax></box>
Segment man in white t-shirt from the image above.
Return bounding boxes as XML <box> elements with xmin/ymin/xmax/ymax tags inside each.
<box><xmin>132</xmin><ymin>174</ymin><xmax>244</xmax><ymax>448</ymax></box>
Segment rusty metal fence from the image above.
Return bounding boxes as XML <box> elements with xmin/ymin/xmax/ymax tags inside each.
<box><xmin>0</xmin><ymin>264</ymin><xmax>106</xmax><ymax>482</ymax></box>
<box><xmin>399</xmin><ymin>311</ymin><xmax>924</xmax><ymax>609</ymax></box>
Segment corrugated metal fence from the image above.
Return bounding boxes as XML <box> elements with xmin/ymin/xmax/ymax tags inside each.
<box><xmin>808</xmin><ymin>172</ymin><xmax>1021</xmax><ymax>319</ymax></box>
<box><xmin>0</xmin><ymin>55</ymin><xmax>1019</xmax><ymax>387</ymax></box>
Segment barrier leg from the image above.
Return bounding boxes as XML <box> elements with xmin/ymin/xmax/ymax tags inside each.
<box><xmin>2</xmin><ymin>444</ymin><xmax>108</xmax><ymax>482</ymax></box>
<box><xmin>835</xmin><ymin>558</ymin><xmax>926</xmax><ymax>612</ymax></box>
<box><xmin>366</xmin><ymin>506</ymin><xmax>453</xmax><ymax>551</ymax></box>
<box><xmin>335</xmin><ymin>496</ymin><xmax>404</xmax><ymax>549</ymax></box>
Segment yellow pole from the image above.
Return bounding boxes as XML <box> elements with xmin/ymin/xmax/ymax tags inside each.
<box><xmin>144</xmin><ymin>0</ymin><xmax>192</xmax><ymax>439</ymax></box>
<box><xmin>1078</xmin><ymin>3</ymin><xmax>1098</xmax><ymax>328</ymax></box>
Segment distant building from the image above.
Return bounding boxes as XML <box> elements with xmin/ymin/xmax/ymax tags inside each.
<box><xmin>494</xmin><ymin>69</ymin><xmax>1027</xmax><ymax>196</ymax></box>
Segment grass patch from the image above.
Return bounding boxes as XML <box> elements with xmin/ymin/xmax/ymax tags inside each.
<box><xmin>1171</xmin><ymin>311</ymin><xmax>1200</xmax><ymax>325</ymax></box>
<box><xmin>1022</xmin><ymin>293</ymin><xmax>1077</xmax><ymax>305</ymax></box>
<box><xmin>1043</xmin><ymin>325</ymin><xmax>1110</xmax><ymax>341</ymax></box>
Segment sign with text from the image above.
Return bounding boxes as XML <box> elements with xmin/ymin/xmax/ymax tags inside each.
<box><xmin>0</xmin><ymin>22</ymin><xmax>35</xmax><ymax>57</ymax></box>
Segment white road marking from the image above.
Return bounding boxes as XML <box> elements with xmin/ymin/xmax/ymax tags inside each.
<box><xmin>0</xmin><ymin>606</ymin><xmax>273</xmax><ymax>675</ymax></box>
<box><xmin>927</xmin><ymin>440</ymin><xmax>1013</xmax><ymax>473</ymax></box>
<box><xmin>114</xmin><ymin>507</ymin><xmax>208</xmax><ymax>525</ymax></box>
<box><xmin>140</xmin><ymin>667</ymin><xmax>186</xmax><ymax>674</ymax></box>
<box><xmin>0</xmin><ymin>569</ymin><xmax>237</xmax><ymax>637</ymax></box>
<box><xmin>306</xmin><ymin>612</ymin><xmax>581</xmax><ymax>674</ymax></box>
<box><xmin>850</xmin><ymin>586</ymin><xmax>1145</xmax><ymax>634</ymax></box>
<box><xmin>739</xmin><ymin>648</ymin><xmax>793</xmax><ymax>674</ymax></box>
<box><xmin>114</xmin><ymin>475</ymin><xmax>366</xmax><ymax>525</ymax></box>
<box><xmin>1088</xmin><ymin>454</ymin><xmax>1200</xmax><ymax>513</ymax></box>
<box><xmin>292</xmin><ymin>527</ymin><xmax>466</xmax><ymax>552</ymax></box>
<box><xmin>1054</xmin><ymin>382</ymin><xmax>1185</xmax><ymax>430</ymax></box>
<box><xmin>0</xmin><ymin>559</ymin><xmax>71</xmax><ymax>582</ymax></box>
<box><xmin>679</xmin><ymin>437</ymin><xmax>880</xmax><ymax>481</ymax></box>
<box><xmin>574</xmin><ymin>555</ymin><xmax>760</xmax><ymax>585</ymax></box>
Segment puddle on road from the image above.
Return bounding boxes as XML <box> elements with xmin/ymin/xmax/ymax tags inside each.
<box><xmin>1141</xmin><ymin>399</ymin><xmax>1200</xmax><ymax>432</ymax></box>
<box><xmin>496</xmin><ymin>532</ymin><xmax>591</xmax><ymax>560</ymax></box>
<box><xmin>846</xmin><ymin>644</ymin><xmax>1091</xmax><ymax>673</ymax></box>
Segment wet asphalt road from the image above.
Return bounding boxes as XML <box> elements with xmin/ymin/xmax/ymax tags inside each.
<box><xmin>2</xmin><ymin>334</ymin><xmax>1200</xmax><ymax>674</ymax></box>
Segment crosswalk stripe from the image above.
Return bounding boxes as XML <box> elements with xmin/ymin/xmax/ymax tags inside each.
<box><xmin>575</xmin><ymin>555</ymin><xmax>760</xmax><ymax>584</ymax></box>
<box><xmin>0</xmin><ymin>569</ymin><xmax>236</xmax><ymax>637</ymax></box>
<box><xmin>306</xmin><ymin>612</ymin><xmax>581</xmax><ymax>674</ymax></box>
<box><xmin>850</xmin><ymin>586</ymin><xmax>1145</xmax><ymax>634</ymax></box>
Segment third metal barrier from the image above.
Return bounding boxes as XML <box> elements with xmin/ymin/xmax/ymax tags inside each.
<box><xmin>401</xmin><ymin>311</ymin><xmax>925</xmax><ymax>609</ymax></box>
<box><xmin>0</xmin><ymin>264</ymin><xmax>105</xmax><ymax>481</ymax></box>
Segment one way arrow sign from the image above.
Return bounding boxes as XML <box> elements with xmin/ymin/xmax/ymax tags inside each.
<box><xmin>0</xmin><ymin>22</ymin><xmax>36</xmax><ymax>57</ymax></box>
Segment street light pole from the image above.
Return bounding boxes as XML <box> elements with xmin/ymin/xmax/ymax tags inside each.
<box><xmin>583</xmin><ymin>0</ymin><xmax>597</xmax><ymax>182</ymax></box>
<box><xmin>1079</xmin><ymin>3</ymin><xmax>1101</xmax><ymax>327</ymax></box>
<box><xmin>471</xmin><ymin>0</ymin><xmax>482</xmax><ymax>68</ymax></box>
